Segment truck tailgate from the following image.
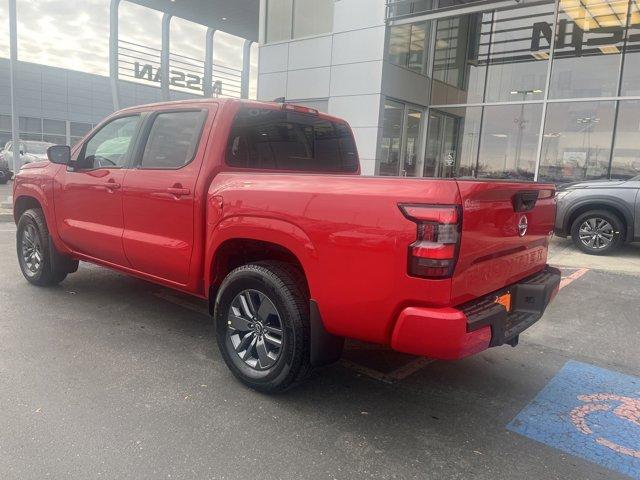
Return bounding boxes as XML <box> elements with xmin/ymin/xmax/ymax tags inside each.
<box><xmin>451</xmin><ymin>180</ymin><xmax>556</xmax><ymax>305</ymax></box>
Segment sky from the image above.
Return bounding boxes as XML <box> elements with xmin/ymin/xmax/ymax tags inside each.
<box><xmin>0</xmin><ymin>0</ymin><xmax>258</xmax><ymax>98</ymax></box>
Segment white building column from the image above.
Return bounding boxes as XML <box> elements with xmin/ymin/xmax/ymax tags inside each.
<box><xmin>256</xmin><ymin>0</ymin><xmax>388</xmax><ymax>175</ymax></box>
<box><xmin>328</xmin><ymin>0</ymin><xmax>387</xmax><ymax>175</ymax></box>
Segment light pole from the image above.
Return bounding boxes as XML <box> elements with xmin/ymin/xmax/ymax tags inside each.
<box><xmin>509</xmin><ymin>89</ymin><xmax>542</xmax><ymax>174</ymax></box>
<box><xmin>9</xmin><ymin>0</ymin><xmax>20</xmax><ymax>176</ymax></box>
<box><xmin>577</xmin><ymin>116</ymin><xmax>600</xmax><ymax>177</ymax></box>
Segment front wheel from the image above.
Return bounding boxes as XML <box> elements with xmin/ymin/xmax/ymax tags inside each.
<box><xmin>214</xmin><ymin>262</ymin><xmax>311</xmax><ymax>393</ymax></box>
<box><xmin>571</xmin><ymin>209</ymin><xmax>625</xmax><ymax>255</ymax></box>
<box><xmin>17</xmin><ymin>208</ymin><xmax>74</xmax><ymax>286</ymax></box>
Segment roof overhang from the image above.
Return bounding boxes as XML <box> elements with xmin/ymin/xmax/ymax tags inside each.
<box><xmin>128</xmin><ymin>0</ymin><xmax>259</xmax><ymax>41</ymax></box>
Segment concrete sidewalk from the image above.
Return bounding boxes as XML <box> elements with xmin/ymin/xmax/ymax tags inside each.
<box><xmin>549</xmin><ymin>236</ymin><xmax>640</xmax><ymax>275</ymax></box>
<box><xmin>0</xmin><ymin>181</ymin><xmax>12</xmax><ymax>222</ymax></box>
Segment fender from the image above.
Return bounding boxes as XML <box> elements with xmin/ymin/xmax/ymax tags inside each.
<box><xmin>205</xmin><ymin>214</ymin><xmax>319</xmax><ymax>296</ymax></box>
<box><xmin>564</xmin><ymin>196</ymin><xmax>635</xmax><ymax>242</ymax></box>
<box><xmin>205</xmin><ymin>215</ymin><xmax>344</xmax><ymax>366</ymax></box>
<box><xmin>13</xmin><ymin>181</ymin><xmax>70</xmax><ymax>255</ymax></box>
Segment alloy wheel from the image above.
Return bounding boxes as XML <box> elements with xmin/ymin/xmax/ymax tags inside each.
<box><xmin>226</xmin><ymin>289</ymin><xmax>284</xmax><ymax>370</ymax></box>
<box><xmin>21</xmin><ymin>224</ymin><xmax>43</xmax><ymax>274</ymax></box>
<box><xmin>578</xmin><ymin>218</ymin><xmax>614</xmax><ymax>250</ymax></box>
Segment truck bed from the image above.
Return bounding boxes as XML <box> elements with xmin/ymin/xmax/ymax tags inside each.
<box><xmin>207</xmin><ymin>173</ymin><xmax>556</xmax><ymax>346</ymax></box>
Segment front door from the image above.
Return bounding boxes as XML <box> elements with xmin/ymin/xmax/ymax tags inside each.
<box><xmin>122</xmin><ymin>108</ymin><xmax>210</xmax><ymax>285</ymax></box>
<box><xmin>55</xmin><ymin>114</ymin><xmax>142</xmax><ymax>265</ymax></box>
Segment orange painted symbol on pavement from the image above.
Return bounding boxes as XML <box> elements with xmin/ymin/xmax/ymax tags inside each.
<box><xmin>570</xmin><ymin>393</ymin><xmax>640</xmax><ymax>458</ymax></box>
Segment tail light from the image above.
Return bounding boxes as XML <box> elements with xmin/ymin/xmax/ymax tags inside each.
<box><xmin>399</xmin><ymin>204</ymin><xmax>461</xmax><ymax>279</ymax></box>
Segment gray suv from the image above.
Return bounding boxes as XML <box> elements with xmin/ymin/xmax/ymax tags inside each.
<box><xmin>554</xmin><ymin>176</ymin><xmax>640</xmax><ymax>255</ymax></box>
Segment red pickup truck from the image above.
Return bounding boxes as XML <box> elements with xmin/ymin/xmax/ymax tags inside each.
<box><xmin>13</xmin><ymin>99</ymin><xmax>561</xmax><ymax>392</ymax></box>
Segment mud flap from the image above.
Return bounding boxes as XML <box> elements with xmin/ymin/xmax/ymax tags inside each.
<box><xmin>310</xmin><ymin>300</ymin><xmax>344</xmax><ymax>367</ymax></box>
<box><xmin>48</xmin><ymin>236</ymin><xmax>79</xmax><ymax>274</ymax></box>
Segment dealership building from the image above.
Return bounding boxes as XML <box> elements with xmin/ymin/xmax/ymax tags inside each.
<box><xmin>2</xmin><ymin>0</ymin><xmax>640</xmax><ymax>184</ymax></box>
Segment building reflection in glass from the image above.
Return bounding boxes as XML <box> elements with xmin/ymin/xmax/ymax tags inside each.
<box><xmin>383</xmin><ymin>0</ymin><xmax>640</xmax><ymax>182</ymax></box>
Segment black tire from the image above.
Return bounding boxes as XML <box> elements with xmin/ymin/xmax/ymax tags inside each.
<box><xmin>0</xmin><ymin>174</ymin><xmax>7</xmax><ymax>185</ymax></box>
<box><xmin>214</xmin><ymin>261</ymin><xmax>311</xmax><ymax>393</ymax></box>
<box><xmin>570</xmin><ymin>209</ymin><xmax>625</xmax><ymax>255</ymax></box>
<box><xmin>16</xmin><ymin>208</ymin><xmax>73</xmax><ymax>286</ymax></box>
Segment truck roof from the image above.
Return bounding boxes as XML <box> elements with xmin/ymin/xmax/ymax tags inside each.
<box><xmin>117</xmin><ymin>98</ymin><xmax>346</xmax><ymax>124</ymax></box>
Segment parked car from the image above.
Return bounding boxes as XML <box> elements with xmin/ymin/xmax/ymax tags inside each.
<box><xmin>12</xmin><ymin>99</ymin><xmax>561</xmax><ymax>392</ymax></box>
<box><xmin>2</xmin><ymin>140</ymin><xmax>54</xmax><ymax>167</ymax></box>
<box><xmin>0</xmin><ymin>152</ymin><xmax>12</xmax><ymax>184</ymax></box>
<box><xmin>554</xmin><ymin>176</ymin><xmax>640</xmax><ymax>255</ymax></box>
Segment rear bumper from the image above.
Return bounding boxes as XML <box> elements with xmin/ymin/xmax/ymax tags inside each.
<box><xmin>390</xmin><ymin>266</ymin><xmax>561</xmax><ymax>360</ymax></box>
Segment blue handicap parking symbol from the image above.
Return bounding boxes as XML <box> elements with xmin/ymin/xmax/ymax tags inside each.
<box><xmin>508</xmin><ymin>360</ymin><xmax>640</xmax><ymax>479</ymax></box>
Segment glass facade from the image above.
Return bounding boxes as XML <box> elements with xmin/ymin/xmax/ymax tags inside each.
<box><xmin>538</xmin><ymin>101</ymin><xmax>616</xmax><ymax>182</ymax></box>
<box><xmin>388</xmin><ymin>22</ymin><xmax>430</xmax><ymax>74</ymax></box>
<box><xmin>379</xmin><ymin>100</ymin><xmax>404</xmax><ymax>176</ymax></box>
<box><xmin>382</xmin><ymin>0</ymin><xmax>640</xmax><ymax>183</ymax></box>
<box><xmin>424</xmin><ymin>106</ymin><xmax>481</xmax><ymax>177</ymax></box>
<box><xmin>0</xmin><ymin>114</ymin><xmax>93</xmax><ymax>149</ymax></box>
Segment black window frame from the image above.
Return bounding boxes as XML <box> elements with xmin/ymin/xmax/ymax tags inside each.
<box><xmin>132</xmin><ymin>108</ymin><xmax>209</xmax><ymax>171</ymax></box>
<box><xmin>74</xmin><ymin>114</ymin><xmax>143</xmax><ymax>172</ymax></box>
<box><xmin>224</xmin><ymin>107</ymin><xmax>359</xmax><ymax>174</ymax></box>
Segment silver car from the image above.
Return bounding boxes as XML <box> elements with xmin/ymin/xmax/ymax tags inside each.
<box><xmin>554</xmin><ymin>176</ymin><xmax>640</xmax><ymax>255</ymax></box>
<box><xmin>1</xmin><ymin>140</ymin><xmax>54</xmax><ymax>167</ymax></box>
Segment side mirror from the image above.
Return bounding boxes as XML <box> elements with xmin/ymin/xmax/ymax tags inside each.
<box><xmin>47</xmin><ymin>145</ymin><xmax>71</xmax><ymax>165</ymax></box>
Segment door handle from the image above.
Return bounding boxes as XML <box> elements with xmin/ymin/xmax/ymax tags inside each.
<box><xmin>166</xmin><ymin>187</ymin><xmax>190</xmax><ymax>197</ymax></box>
<box><xmin>106</xmin><ymin>182</ymin><xmax>121</xmax><ymax>190</ymax></box>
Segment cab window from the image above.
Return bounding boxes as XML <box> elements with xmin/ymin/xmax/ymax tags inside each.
<box><xmin>78</xmin><ymin>115</ymin><xmax>141</xmax><ymax>169</ymax></box>
<box><xmin>139</xmin><ymin>110</ymin><xmax>207</xmax><ymax>169</ymax></box>
<box><xmin>226</xmin><ymin>107</ymin><xmax>359</xmax><ymax>172</ymax></box>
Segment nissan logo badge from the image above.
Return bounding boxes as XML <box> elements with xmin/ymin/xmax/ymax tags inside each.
<box><xmin>518</xmin><ymin>215</ymin><xmax>528</xmax><ymax>237</ymax></box>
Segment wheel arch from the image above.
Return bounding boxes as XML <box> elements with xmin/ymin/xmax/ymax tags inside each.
<box><xmin>209</xmin><ymin>237</ymin><xmax>309</xmax><ymax>300</ymax></box>
<box><xmin>206</xmin><ymin>216</ymin><xmax>318</xmax><ymax>301</ymax></box>
<box><xmin>13</xmin><ymin>188</ymin><xmax>68</xmax><ymax>255</ymax></box>
<box><xmin>206</xmin><ymin>217</ymin><xmax>344</xmax><ymax>367</ymax></box>
<box><xmin>13</xmin><ymin>195</ymin><xmax>44</xmax><ymax>223</ymax></box>
<box><xmin>564</xmin><ymin>198</ymin><xmax>634</xmax><ymax>241</ymax></box>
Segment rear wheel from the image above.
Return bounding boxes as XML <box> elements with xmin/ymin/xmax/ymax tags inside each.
<box><xmin>17</xmin><ymin>208</ymin><xmax>76</xmax><ymax>286</ymax></box>
<box><xmin>570</xmin><ymin>209</ymin><xmax>624</xmax><ymax>255</ymax></box>
<box><xmin>214</xmin><ymin>262</ymin><xmax>311</xmax><ymax>393</ymax></box>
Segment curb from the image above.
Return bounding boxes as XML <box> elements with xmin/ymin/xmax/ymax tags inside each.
<box><xmin>0</xmin><ymin>210</ymin><xmax>13</xmax><ymax>223</ymax></box>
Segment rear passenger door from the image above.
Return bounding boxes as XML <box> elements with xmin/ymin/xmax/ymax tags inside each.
<box><xmin>121</xmin><ymin>107</ymin><xmax>211</xmax><ymax>285</ymax></box>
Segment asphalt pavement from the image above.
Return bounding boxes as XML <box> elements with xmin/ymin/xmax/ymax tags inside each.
<box><xmin>0</xmin><ymin>218</ymin><xmax>639</xmax><ymax>479</ymax></box>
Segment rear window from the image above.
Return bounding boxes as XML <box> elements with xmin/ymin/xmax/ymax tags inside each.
<box><xmin>140</xmin><ymin>110</ymin><xmax>207</xmax><ymax>169</ymax></box>
<box><xmin>226</xmin><ymin>107</ymin><xmax>358</xmax><ymax>172</ymax></box>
